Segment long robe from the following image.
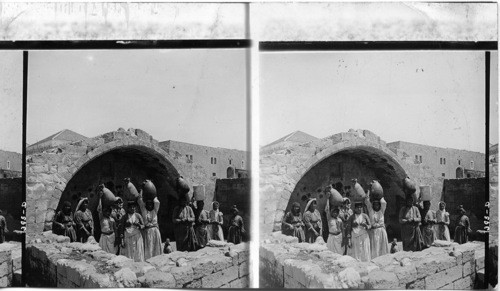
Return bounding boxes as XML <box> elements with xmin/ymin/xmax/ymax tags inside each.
<box><xmin>303</xmin><ymin>209</ymin><xmax>322</xmax><ymax>243</ymax></box>
<box><xmin>119</xmin><ymin>213</ymin><xmax>145</xmax><ymax>262</ymax></box>
<box><xmin>435</xmin><ymin>209</ymin><xmax>451</xmax><ymax>241</ymax></box>
<box><xmin>325</xmin><ymin>204</ymin><xmax>343</xmax><ymax>255</ymax></box>
<box><xmin>138</xmin><ymin>197</ymin><xmax>162</xmax><ymax>260</ymax></box>
<box><xmin>339</xmin><ymin>207</ymin><xmax>353</xmax><ymax>255</ymax></box>
<box><xmin>347</xmin><ymin>213</ymin><xmax>371</xmax><ymax>262</ymax></box>
<box><xmin>228</xmin><ymin>215</ymin><xmax>245</xmax><ymax>244</ymax></box>
<box><xmin>421</xmin><ymin>210</ymin><xmax>437</xmax><ymax>247</ymax></box>
<box><xmin>282</xmin><ymin>211</ymin><xmax>306</xmax><ymax>243</ymax></box>
<box><xmin>0</xmin><ymin>215</ymin><xmax>7</xmax><ymax>243</ymax></box>
<box><xmin>111</xmin><ymin>207</ymin><xmax>126</xmax><ymax>255</ymax></box>
<box><xmin>208</xmin><ymin>209</ymin><xmax>224</xmax><ymax>241</ymax></box>
<box><xmin>454</xmin><ymin>214</ymin><xmax>470</xmax><ymax>244</ymax></box>
<box><xmin>399</xmin><ymin>206</ymin><xmax>424</xmax><ymax>252</ymax></box>
<box><xmin>97</xmin><ymin>201</ymin><xmax>116</xmax><ymax>254</ymax></box>
<box><xmin>194</xmin><ymin>209</ymin><xmax>210</xmax><ymax>248</ymax></box>
<box><xmin>366</xmin><ymin>198</ymin><xmax>389</xmax><ymax>259</ymax></box>
<box><xmin>172</xmin><ymin>205</ymin><xmax>197</xmax><ymax>251</ymax></box>
<box><xmin>52</xmin><ymin>211</ymin><xmax>77</xmax><ymax>242</ymax></box>
<box><xmin>74</xmin><ymin>209</ymin><xmax>93</xmax><ymax>243</ymax></box>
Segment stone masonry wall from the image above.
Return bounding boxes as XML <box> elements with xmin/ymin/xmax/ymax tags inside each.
<box><xmin>0</xmin><ymin>178</ymin><xmax>22</xmax><ymax>233</ymax></box>
<box><xmin>26</xmin><ymin>128</ymin><xmax>213</xmax><ymax>236</ymax></box>
<box><xmin>260</xmin><ymin>129</ymin><xmax>442</xmax><ymax>235</ymax></box>
<box><xmin>260</xmin><ymin>231</ymin><xmax>485</xmax><ymax>289</ymax></box>
<box><xmin>0</xmin><ymin>243</ymin><xmax>21</xmax><ymax>287</ymax></box>
<box><xmin>26</xmin><ymin>231</ymin><xmax>249</xmax><ymax>288</ymax></box>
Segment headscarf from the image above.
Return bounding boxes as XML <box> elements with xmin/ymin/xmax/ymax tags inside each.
<box><xmin>62</xmin><ymin>201</ymin><xmax>72</xmax><ymax>215</ymax></box>
<box><xmin>304</xmin><ymin>198</ymin><xmax>317</xmax><ymax>213</ymax></box>
<box><xmin>354</xmin><ymin>202</ymin><xmax>363</xmax><ymax>208</ymax></box>
<box><xmin>232</xmin><ymin>205</ymin><xmax>239</xmax><ymax>215</ymax></box>
<box><xmin>439</xmin><ymin>201</ymin><xmax>446</xmax><ymax>208</ymax></box>
<box><xmin>457</xmin><ymin>205</ymin><xmax>466</xmax><ymax>214</ymax></box>
<box><xmin>74</xmin><ymin>198</ymin><xmax>89</xmax><ymax>219</ymax></box>
<box><xmin>291</xmin><ymin>202</ymin><xmax>301</xmax><ymax>216</ymax></box>
<box><xmin>212</xmin><ymin>201</ymin><xmax>220</xmax><ymax>208</ymax></box>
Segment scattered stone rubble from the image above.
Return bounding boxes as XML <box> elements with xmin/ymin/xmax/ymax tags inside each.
<box><xmin>0</xmin><ymin>242</ymin><xmax>22</xmax><ymax>287</ymax></box>
<box><xmin>27</xmin><ymin>231</ymin><xmax>249</xmax><ymax>288</ymax></box>
<box><xmin>260</xmin><ymin>231</ymin><xmax>485</xmax><ymax>289</ymax></box>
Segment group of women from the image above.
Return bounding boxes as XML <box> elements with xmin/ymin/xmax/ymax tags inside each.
<box><xmin>53</xmin><ymin>190</ymin><xmax>246</xmax><ymax>262</ymax></box>
<box><xmin>282</xmin><ymin>184</ymin><xmax>473</xmax><ymax>262</ymax></box>
<box><xmin>283</xmin><ymin>190</ymin><xmax>389</xmax><ymax>262</ymax></box>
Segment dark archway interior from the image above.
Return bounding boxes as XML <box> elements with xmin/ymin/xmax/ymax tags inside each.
<box><xmin>286</xmin><ymin>147</ymin><xmax>408</xmax><ymax>240</ymax></box>
<box><xmin>56</xmin><ymin>146</ymin><xmax>182</xmax><ymax>242</ymax></box>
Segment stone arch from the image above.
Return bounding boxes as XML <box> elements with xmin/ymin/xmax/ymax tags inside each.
<box><xmin>55</xmin><ymin>139</ymin><xmax>186</xmax><ymax>241</ymax></box>
<box><xmin>456</xmin><ymin>166</ymin><xmax>464</xmax><ymax>179</ymax></box>
<box><xmin>227</xmin><ymin>166</ymin><xmax>235</xmax><ymax>178</ymax></box>
<box><xmin>260</xmin><ymin>136</ymin><xmax>419</xmax><ymax>235</ymax></box>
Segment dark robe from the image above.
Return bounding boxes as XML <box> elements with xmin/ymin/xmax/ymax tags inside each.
<box><xmin>399</xmin><ymin>206</ymin><xmax>425</xmax><ymax>251</ymax></box>
<box><xmin>74</xmin><ymin>209</ymin><xmax>94</xmax><ymax>243</ymax></box>
<box><xmin>228</xmin><ymin>215</ymin><xmax>245</xmax><ymax>244</ymax></box>
<box><xmin>112</xmin><ymin>207</ymin><xmax>126</xmax><ymax>255</ymax></box>
<box><xmin>172</xmin><ymin>205</ymin><xmax>197</xmax><ymax>251</ymax></box>
<box><xmin>0</xmin><ymin>215</ymin><xmax>6</xmax><ymax>243</ymax></box>
<box><xmin>303</xmin><ymin>210</ymin><xmax>322</xmax><ymax>243</ymax></box>
<box><xmin>454</xmin><ymin>214</ymin><xmax>470</xmax><ymax>244</ymax></box>
<box><xmin>52</xmin><ymin>211</ymin><xmax>77</xmax><ymax>242</ymax></box>
<box><xmin>194</xmin><ymin>209</ymin><xmax>210</xmax><ymax>249</ymax></box>
<box><xmin>282</xmin><ymin>211</ymin><xmax>306</xmax><ymax>243</ymax></box>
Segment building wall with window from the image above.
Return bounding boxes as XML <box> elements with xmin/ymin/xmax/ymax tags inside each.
<box><xmin>0</xmin><ymin>150</ymin><xmax>22</xmax><ymax>174</ymax></box>
<box><xmin>387</xmin><ymin>141</ymin><xmax>485</xmax><ymax>179</ymax></box>
<box><xmin>159</xmin><ymin>140</ymin><xmax>249</xmax><ymax>179</ymax></box>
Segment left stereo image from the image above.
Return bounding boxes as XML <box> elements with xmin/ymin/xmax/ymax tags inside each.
<box><xmin>0</xmin><ymin>51</ymin><xmax>23</xmax><ymax>287</ymax></box>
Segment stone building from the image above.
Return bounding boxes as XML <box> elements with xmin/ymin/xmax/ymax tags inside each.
<box><xmin>0</xmin><ymin>150</ymin><xmax>21</xmax><ymax>178</ymax></box>
<box><xmin>260</xmin><ymin>129</ymin><xmax>486</xmax><ymax>240</ymax></box>
<box><xmin>387</xmin><ymin>141</ymin><xmax>485</xmax><ymax>179</ymax></box>
<box><xmin>26</xmin><ymin>128</ymin><xmax>250</xmax><ymax>243</ymax></box>
<box><xmin>160</xmin><ymin>140</ymin><xmax>249</xmax><ymax>179</ymax></box>
<box><xmin>26</xmin><ymin>129</ymin><xmax>89</xmax><ymax>155</ymax></box>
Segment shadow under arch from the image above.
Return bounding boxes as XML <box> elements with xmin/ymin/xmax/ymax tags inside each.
<box><xmin>55</xmin><ymin>142</ymin><xmax>184</xmax><ymax>242</ymax></box>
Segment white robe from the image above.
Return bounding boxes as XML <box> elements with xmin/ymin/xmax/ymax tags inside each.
<box><xmin>348</xmin><ymin>213</ymin><xmax>371</xmax><ymax>262</ymax></box>
<box><xmin>366</xmin><ymin>197</ymin><xmax>389</xmax><ymax>259</ymax></box>
<box><xmin>138</xmin><ymin>197</ymin><xmax>162</xmax><ymax>260</ymax></box>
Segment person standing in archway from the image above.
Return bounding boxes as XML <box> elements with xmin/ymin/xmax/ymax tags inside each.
<box><xmin>172</xmin><ymin>193</ymin><xmax>197</xmax><ymax>251</ymax></box>
<box><xmin>228</xmin><ymin>205</ymin><xmax>245</xmax><ymax>244</ymax></box>
<box><xmin>365</xmin><ymin>194</ymin><xmax>389</xmax><ymax>258</ymax></box>
<box><xmin>119</xmin><ymin>200</ymin><xmax>145</xmax><ymax>262</ymax></box>
<box><xmin>399</xmin><ymin>196</ymin><xmax>424</xmax><ymax>251</ymax></box>
<box><xmin>194</xmin><ymin>200</ymin><xmax>211</xmax><ymax>249</ymax></box>
<box><xmin>112</xmin><ymin>197</ymin><xmax>126</xmax><ymax>255</ymax></box>
<box><xmin>52</xmin><ymin>201</ymin><xmax>76</xmax><ymax>242</ymax></box>
<box><xmin>138</xmin><ymin>194</ymin><xmax>162</xmax><ymax>259</ymax></box>
<box><xmin>347</xmin><ymin>202</ymin><xmax>372</xmax><ymax>262</ymax></box>
<box><xmin>303</xmin><ymin>198</ymin><xmax>322</xmax><ymax>243</ymax></box>
<box><xmin>97</xmin><ymin>197</ymin><xmax>117</xmax><ymax>255</ymax></box>
<box><xmin>339</xmin><ymin>198</ymin><xmax>353</xmax><ymax>255</ymax></box>
<box><xmin>74</xmin><ymin>198</ymin><xmax>93</xmax><ymax>243</ymax></box>
<box><xmin>282</xmin><ymin>202</ymin><xmax>306</xmax><ymax>243</ymax></box>
<box><xmin>420</xmin><ymin>201</ymin><xmax>437</xmax><ymax>248</ymax></box>
<box><xmin>454</xmin><ymin>205</ymin><xmax>471</xmax><ymax>244</ymax></box>
<box><xmin>325</xmin><ymin>203</ymin><xmax>344</xmax><ymax>255</ymax></box>
<box><xmin>435</xmin><ymin>202</ymin><xmax>451</xmax><ymax>241</ymax></box>
<box><xmin>0</xmin><ymin>211</ymin><xmax>6</xmax><ymax>243</ymax></box>
<box><xmin>208</xmin><ymin>201</ymin><xmax>224</xmax><ymax>241</ymax></box>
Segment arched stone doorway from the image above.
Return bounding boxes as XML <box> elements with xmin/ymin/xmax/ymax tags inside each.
<box><xmin>57</xmin><ymin>145</ymin><xmax>181</xmax><ymax>242</ymax></box>
<box><xmin>456</xmin><ymin>167</ymin><xmax>464</xmax><ymax>178</ymax></box>
<box><xmin>227</xmin><ymin>166</ymin><xmax>235</xmax><ymax>178</ymax></box>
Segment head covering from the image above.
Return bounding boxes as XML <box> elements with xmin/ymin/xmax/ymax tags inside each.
<box><xmin>127</xmin><ymin>200</ymin><xmax>138</xmax><ymax>206</ymax></box>
<box><xmin>354</xmin><ymin>202</ymin><xmax>363</xmax><ymax>208</ymax></box>
<box><xmin>115</xmin><ymin>197</ymin><xmax>123</xmax><ymax>204</ymax></box>
<box><xmin>305</xmin><ymin>198</ymin><xmax>317</xmax><ymax>213</ymax></box>
<box><xmin>232</xmin><ymin>205</ymin><xmax>239</xmax><ymax>214</ymax></box>
<box><xmin>291</xmin><ymin>202</ymin><xmax>301</xmax><ymax>215</ymax></box>
<box><xmin>74</xmin><ymin>198</ymin><xmax>89</xmax><ymax>219</ymax></box>
<box><xmin>212</xmin><ymin>201</ymin><xmax>220</xmax><ymax>208</ymax></box>
<box><xmin>63</xmin><ymin>201</ymin><xmax>72</xmax><ymax>208</ymax></box>
<box><xmin>457</xmin><ymin>205</ymin><xmax>466</xmax><ymax>213</ymax></box>
<box><xmin>343</xmin><ymin>197</ymin><xmax>351</xmax><ymax>204</ymax></box>
<box><xmin>439</xmin><ymin>201</ymin><xmax>446</xmax><ymax>208</ymax></box>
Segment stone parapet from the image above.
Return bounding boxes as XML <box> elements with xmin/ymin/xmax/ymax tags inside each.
<box><xmin>0</xmin><ymin>243</ymin><xmax>21</xmax><ymax>287</ymax></box>
<box><xmin>260</xmin><ymin>232</ymin><xmax>483</xmax><ymax>289</ymax></box>
<box><xmin>27</xmin><ymin>231</ymin><xmax>249</xmax><ymax>288</ymax></box>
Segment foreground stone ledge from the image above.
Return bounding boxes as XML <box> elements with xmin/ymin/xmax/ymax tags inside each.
<box><xmin>261</xmin><ymin>231</ymin><xmax>483</xmax><ymax>289</ymax></box>
<box><xmin>27</xmin><ymin>233</ymin><xmax>250</xmax><ymax>288</ymax></box>
<box><xmin>0</xmin><ymin>242</ymin><xmax>21</xmax><ymax>287</ymax></box>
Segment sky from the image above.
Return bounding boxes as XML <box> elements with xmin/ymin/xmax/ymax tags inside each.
<box><xmin>0</xmin><ymin>51</ymin><xmax>23</xmax><ymax>153</ymax></box>
<box><xmin>27</xmin><ymin>49</ymin><xmax>248</xmax><ymax>151</ymax></box>
<box><xmin>260</xmin><ymin>51</ymin><xmax>497</xmax><ymax>153</ymax></box>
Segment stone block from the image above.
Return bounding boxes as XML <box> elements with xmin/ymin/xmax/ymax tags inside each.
<box><xmin>201</xmin><ymin>265</ymin><xmax>239</xmax><ymax>288</ymax></box>
<box><xmin>338</xmin><ymin>267</ymin><xmax>361</xmax><ymax>289</ymax></box>
<box><xmin>364</xmin><ymin>270</ymin><xmax>399</xmax><ymax>289</ymax></box>
<box><xmin>114</xmin><ymin>268</ymin><xmax>139</xmax><ymax>288</ymax></box>
<box><xmin>0</xmin><ymin>250</ymin><xmax>10</xmax><ymax>265</ymax></box>
<box><xmin>414</xmin><ymin>256</ymin><xmax>441</xmax><ymax>279</ymax></box>
<box><xmin>394</xmin><ymin>264</ymin><xmax>417</xmax><ymax>285</ymax></box>
<box><xmin>190</xmin><ymin>255</ymin><xmax>233</xmax><ymax>278</ymax></box>
<box><xmin>0</xmin><ymin>261</ymin><xmax>11</xmax><ymax>278</ymax></box>
<box><xmin>229</xmin><ymin>276</ymin><xmax>249</xmax><ymax>288</ymax></box>
<box><xmin>425</xmin><ymin>265</ymin><xmax>462</xmax><ymax>289</ymax></box>
<box><xmin>239</xmin><ymin>262</ymin><xmax>249</xmax><ymax>277</ymax></box>
<box><xmin>0</xmin><ymin>275</ymin><xmax>10</xmax><ymax>287</ymax></box>
<box><xmin>106</xmin><ymin>255</ymin><xmax>134</xmax><ymax>268</ymax></box>
<box><xmin>441</xmin><ymin>282</ymin><xmax>454</xmax><ymax>289</ymax></box>
<box><xmin>170</xmin><ymin>266</ymin><xmax>194</xmax><ymax>287</ymax></box>
<box><xmin>146</xmin><ymin>252</ymin><xmax>181</xmax><ymax>268</ymax></box>
<box><xmin>453</xmin><ymin>276</ymin><xmax>472</xmax><ymax>289</ymax></box>
<box><xmin>138</xmin><ymin>270</ymin><xmax>175</xmax><ymax>288</ymax></box>
<box><xmin>184</xmin><ymin>278</ymin><xmax>202</xmax><ymax>288</ymax></box>
<box><xmin>463</xmin><ymin>261</ymin><xmax>474</xmax><ymax>277</ymax></box>
<box><xmin>406</xmin><ymin>278</ymin><xmax>425</xmax><ymax>289</ymax></box>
